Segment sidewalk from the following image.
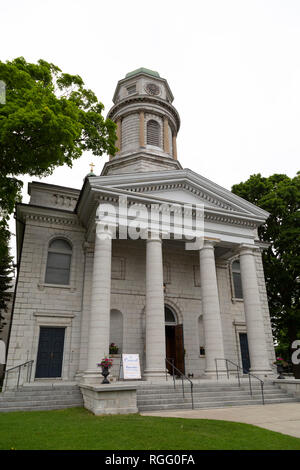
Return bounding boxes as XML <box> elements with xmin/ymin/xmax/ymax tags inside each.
<box><xmin>141</xmin><ymin>403</ymin><xmax>300</xmax><ymax>439</ymax></box>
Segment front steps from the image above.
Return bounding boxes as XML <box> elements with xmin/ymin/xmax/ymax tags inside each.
<box><xmin>0</xmin><ymin>384</ymin><xmax>83</xmax><ymax>412</ymax></box>
<box><xmin>137</xmin><ymin>381</ymin><xmax>299</xmax><ymax>411</ymax></box>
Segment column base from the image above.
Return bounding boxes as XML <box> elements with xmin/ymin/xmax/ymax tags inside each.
<box><xmin>143</xmin><ymin>368</ymin><xmax>168</xmax><ymax>382</ymax></box>
<box><xmin>249</xmin><ymin>368</ymin><xmax>274</xmax><ymax>379</ymax></box>
<box><xmin>204</xmin><ymin>369</ymin><xmax>228</xmax><ymax>380</ymax></box>
<box><xmin>80</xmin><ymin>369</ymin><xmax>102</xmax><ymax>386</ymax></box>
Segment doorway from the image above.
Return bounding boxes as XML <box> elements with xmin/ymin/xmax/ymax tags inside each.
<box><xmin>165</xmin><ymin>306</ymin><xmax>185</xmax><ymax>375</ymax></box>
<box><xmin>35</xmin><ymin>327</ymin><xmax>65</xmax><ymax>378</ymax></box>
<box><xmin>239</xmin><ymin>332</ymin><xmax>251</xmax><ymax>373</ymax></box>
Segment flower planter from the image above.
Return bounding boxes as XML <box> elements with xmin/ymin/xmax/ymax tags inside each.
<box><xmin>101</xmin><ymin>366</ymin><xmax>110</xmax><ymax>384</ymax></box>
<box><xmin>276</xmin><ymin>364</ymin><xmax>285</xmax><ymax>379</ymax></box>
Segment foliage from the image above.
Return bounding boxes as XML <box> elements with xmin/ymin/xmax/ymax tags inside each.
<box><xmin>0</xmin><ymin>408</ymin><xmax>300</xmax><ymax>450</ymax></box>
<box><xmin>232</xmin><ymin>173</ymin><xmax>300</xmax><ymax>360</ymax></box>
<box><xmin>97</xmin><ymin>357</ymin><xmax>113</xmax><ymax>368</ymax></box>
<box><xmin>0</xmin><ymin>57</ymin><xmax>117</xmax><ymax>262</ymax></box>
<box><xmin>0</xmin><ymin>228</ymin><xmax>14</xmax><ymax>334</ymax></box>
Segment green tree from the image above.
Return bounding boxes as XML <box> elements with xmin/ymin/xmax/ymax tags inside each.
<box><xmin>0</xmin><ymin>56</ymin><xmax>117</xmax><ymax>229</ymax></box>
<box><xmin>232</xmin><ymin>173</ymin><xmax>300</xmax><ymax>364</ymax></box>
<box><xmin>0</xmin><ymin>228</ymin><xmax>14</xmax><ymax>335</ymax></box>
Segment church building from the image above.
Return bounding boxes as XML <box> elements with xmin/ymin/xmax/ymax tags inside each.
<box><xmin>5</xmin><ymin>68</ymin><xmax>275</xmax><ymax>390</ymax></box>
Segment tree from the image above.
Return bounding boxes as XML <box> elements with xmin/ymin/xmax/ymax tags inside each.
<box><xmin>0</xmin><ymin>56</ymin><xmax>117</xmax><ymax>230</ymax></box>
<box><xmin>0</xmin><ymin>228</ymin><xmax>14</xmax><ymax>336</ymax></box>
<box><xmin>0</xmin><ymin>57</ymin><xmax>117</xmax><ymax>316</ymax></box>
<box><xmin>232</xmin><ymin>173</ymin><xmax>300</xmax><ymax>364</ymax></box>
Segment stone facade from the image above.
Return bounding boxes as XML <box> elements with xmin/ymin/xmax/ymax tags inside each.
<box><xmin>5</xmin><ymin>68</ymin><xmax>276</xmax><ymax>390</ymax></box>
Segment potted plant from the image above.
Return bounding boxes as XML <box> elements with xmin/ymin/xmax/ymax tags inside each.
<box><xmin>97</xmin><ymin>357</ymin><xmax>113</xmax><ymax>384</ymax></box>
<box><xmin>109</xmin><ymin>343</ymin><xmax>119</xmax><ymax>355</ymax></box>
<box><xmin>273</xmin><ymin>357</ymin><xmax>287</xmax><ymax>379</ymax></box>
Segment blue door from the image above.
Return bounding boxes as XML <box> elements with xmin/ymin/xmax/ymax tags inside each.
<box><xmin>239</xmin><ymin>333</ymin><xmax>251</xmax><ymax>373</ymax></box>
<box><xmin>35</xmin><ymin>327</ymin><xmax>65</xmax><ymax>378</ymax></box>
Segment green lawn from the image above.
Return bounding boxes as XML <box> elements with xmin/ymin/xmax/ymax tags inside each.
<box><xmin>0</xmin><ymin>407</ymin><xmax>299</xmax><ymax>450</ymax></box>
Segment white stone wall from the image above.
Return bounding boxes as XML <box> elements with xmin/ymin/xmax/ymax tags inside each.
<box><xmin>121</xmin><ymin>114</ymin><xmax>139</xmax><ymax>152</ymax></box>
<box><xmin>6</xmin><ymin>219</ymin><xmax>85</xmax><ymax>387</ymax></box>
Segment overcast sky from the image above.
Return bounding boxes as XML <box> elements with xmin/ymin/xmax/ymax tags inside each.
<box><xmin>2</xmin><ymin>0</ymin><xmax>300</xmax><ymax>258</ymax></box>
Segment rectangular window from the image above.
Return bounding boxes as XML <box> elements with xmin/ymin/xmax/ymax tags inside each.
<box><xmin>233</xmin><ymin>272</ymin><xmax>243</xmax><ymax>299</ymax></box>
<box><xmin>45</xmin><ymin>253</ymin><xmax>71</xmax><ymax>285</ymax></box>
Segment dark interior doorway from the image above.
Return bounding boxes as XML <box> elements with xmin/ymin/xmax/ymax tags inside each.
<box><xmin>239</xmin><ymin>332</ymin><xmax>251</xmax><ymax>373</ymax></box>
<box><xmin>165</xmin><ymin>321</ymin><xmax>185</xmax><ymax>375</ymax></box>
<box><xmin>35</xmin><ymin>327</ymin><xmax>65</xmax><ymax>378</ymax></box>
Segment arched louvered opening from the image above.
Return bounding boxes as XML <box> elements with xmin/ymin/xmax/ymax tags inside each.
<box><xmin>147</xmin><ymin>119</ymin><xmax>160</xmax><ymax>147</ymax></box>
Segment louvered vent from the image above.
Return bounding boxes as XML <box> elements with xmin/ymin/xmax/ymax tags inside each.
<box><xmin>127</xmin><ymin>85</ymin><xmax>136</xmax><ymax>95</ymax></box>
<box><xmin>147</xmin><ymin>120</ymin><xmax>160</xmax><ymax>147</ymax></box>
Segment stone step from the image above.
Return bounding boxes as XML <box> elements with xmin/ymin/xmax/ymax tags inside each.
<box><xmin>137</xmin><ymin>384</ymin><xmax>276</xmax><ymax>392</ymax></box>
<box><xmin>0</xmin><ymin>389</ymin><xmax>82</xmax><ymax>397</ymax></box>
<box><xmin>0</xmin><ymin>393</ymin><xmax>83</xmax><ymax>402</ymax></box>
<box><xmin>0</xmin><ymin>398</ymin><xmax>83</xmax><ymax>409</ymax></box>
<box><xmin>137</xmin><ymin>388</ymin><xmax>282</xmax><ymax>399</ymax></box>
<box><xmin>137</xmin><ymin>393</ymin><xmax>291</xmax><ymax>406</ymax></box>
<box><xmin>0</xmin><ymin>404</ymin><xmax>83</xmax><ymax>413</ymax></box>
<box><xmin>138</xmin><ymin>397</ymin><xmax>299</xmax><ymax>412</ymax></box>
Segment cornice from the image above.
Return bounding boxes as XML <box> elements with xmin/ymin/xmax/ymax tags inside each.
<box><xmin>17</xmin><ymin>204</ymin><xmax>84</xmax><ymax>230</ymax></box>
<box><xmin>107</xmin><ymin>95</ymin><xmax>180</xmax><ymax>130</ymax></box>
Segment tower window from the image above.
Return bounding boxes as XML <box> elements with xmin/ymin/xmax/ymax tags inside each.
<box><xmin>147</xmin><ymin>120</ymin><xmax>160</xmax><ymax>147</ymax></box>
<box><xmin>45</xmin><ymin>239</ymin><xmax>72</xmax><ymax>285</ymax></box>
<box><xmin>127</xmin><ymin>84</ymin><xmax>136</xmax><ymax>95</ymax></box>
<box><xmin>232</xmin><ymin>259</ymin><xmax>243</xmax><ymax>299</ymax></box>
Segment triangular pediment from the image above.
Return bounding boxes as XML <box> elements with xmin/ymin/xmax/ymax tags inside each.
<box><xmin>89</xmin><ymin>169</ymin><xmax>269</xmax><ymax>221</ymax></box>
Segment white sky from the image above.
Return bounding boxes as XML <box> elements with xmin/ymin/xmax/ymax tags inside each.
<box><xmin>1</xmin><ymin>0</ymin><xmax>300</xmax><ymax>259</ymax></box>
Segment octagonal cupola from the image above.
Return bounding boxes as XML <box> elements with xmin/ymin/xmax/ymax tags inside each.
<box><xmin>102</xmin><ymin>68</ymin><xmax>182</xmax><ymax>176</ymax></box>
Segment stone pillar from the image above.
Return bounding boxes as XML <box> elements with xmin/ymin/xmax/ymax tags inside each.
<box><xmin>83</xmin><ymin>223</ymin><xmax>112</xmax><ymax>383</ymax></box>
<box><xmin>116</xmin><ymin>119</ymin><xmax>122</xmax><ymax>153</ymax></box>
<box><xmin>139</xmin><ymin>111</ymin><xmax>145</xmax><ymax>147</ymax></box>
<box><xmin>199</xmin><ymin>239</ymin><xmax>226</xmax><ymax>376</ymax></box>
<box><xmin>239</xmin><ymin>245</ymin><xmax>272</xmax><ymax>376</ymax></box>
<box><xmin>172</xmin><ymin>134</ymin><xmax>177</xmax><ymax>160</ymax></box>
<box><xmin>144</xmin><ymin>236</ymin><xmax>166</xmax><ymax>380</ymax></box>
<box><xmin>163</xmin><ymin>117</ymin><xmax>170</xmax><ymax>154</ymax></box>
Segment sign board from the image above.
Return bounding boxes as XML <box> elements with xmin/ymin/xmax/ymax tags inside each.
<box><xmin>0</xmin><ymin>340</ymin><xmax>6</xmax><ymax>364</ymax></box>
<box><xmin>121</xmin><ymin>354</ymin><xmax>141</xmax><ymax>380</ymax></box>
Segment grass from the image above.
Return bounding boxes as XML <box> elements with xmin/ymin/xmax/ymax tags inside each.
<box><xmin>0</xmin><ymin>407</ymin><xmax>300</xmax><ymax>450</ymax></box>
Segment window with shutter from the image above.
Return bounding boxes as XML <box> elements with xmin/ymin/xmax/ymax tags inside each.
<box><xmin>147</xmin><ymin>119</ymin><xmax>160</xmax><ymax>147</ymax></box>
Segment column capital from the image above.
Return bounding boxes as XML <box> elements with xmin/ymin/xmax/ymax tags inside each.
<box><xmin>200</xmin><ymin>238</ymin><xmax>221</xmax><ymax>250</ymax></box>
<box><xmin>239</xmin><ymin>244</ymin><xmax>259</xmax><ymax>256</ymax></box>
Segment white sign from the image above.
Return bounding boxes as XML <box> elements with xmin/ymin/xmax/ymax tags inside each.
<box><xmin>122</xmin><ymin>354</ymin><xmax>141</xmax><ymax>380</ymax></box>
<box><xmin>0</xmin><ymin>340</ymin><xmax>6</xmax><ymax>364</ymax></box>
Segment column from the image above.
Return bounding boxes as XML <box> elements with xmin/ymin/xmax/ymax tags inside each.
<box><xmin>239</xmin><ymin>245</ymin><xmax>272</xmax><ymax>375</ymax></box>
<box><xmin>172</xmin><ymin>134</ymin><xmax>177</xmax><ymax>160</ymax></box>
<box><xmin>116</xmin><ymin>119</ymin><xmax>122</xmax><ymax>153</ymax></box>
<box><xmin>144</xmin><ymin>236</ymin><xmax>166</xmax><ymax>380</ymax></box>
<box><xmin>139</xmin><ymin>111</ymin><xmax>145</xmax><ymax>147</ymax></box>
<box><xmin>84</xmin><ymin>223</ymin><xmax>112</xmax><ymax>382</ymax></box>
<box><xmin>163</xmin><ymin>117</ymin><xmax>170</xmax><ymax>154</ymax></box>
<box><xmin>199</xmin><ymin>239</ymin><xmax>226</xmax><ymax>376</ymax></box>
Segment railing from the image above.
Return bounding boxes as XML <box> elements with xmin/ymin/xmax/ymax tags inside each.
<box><xmin>165</xmin><ymin>358</ymin><xmax>194</xmax><ymax>409</ymax></box>
<box><xmin>3</xmin><ymin>360</ymin><xmax>34</xmax><ymax>391</ymax></box>
<box><xmin>215</xmin><ymin>358</ymin><xmax>265</xmax><ymax>405</ymax></box>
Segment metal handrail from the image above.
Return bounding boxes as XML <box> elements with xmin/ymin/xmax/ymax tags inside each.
<box><xmin>215</xmin><ymin>358</ymin><xmax>265</xmax><ymax>405</ymax></box>
<box><xmin>3</xmin><ymin>360</ymin><xmax>34</xmax><ymax>391</ymax></box>
<box><xmin>165</xmin><ymin>358</ymin><xmax>194</xmax><ymax>409</ymax></box>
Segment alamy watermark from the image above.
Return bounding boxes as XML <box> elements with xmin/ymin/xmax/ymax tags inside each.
<box><xmin>95</xmin><ymin>196</ymin><xmax>205</xmax><ymax>250</ymax></box>
<box><xmin>0</xmin><ymin>80</ymin><xmax>6</xmax><ymax>104</ymax></box>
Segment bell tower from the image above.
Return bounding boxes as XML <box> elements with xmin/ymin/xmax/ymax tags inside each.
<box><xmin>101</xmin><ymin>68</ymin><xmax>182</xmax><ymax>176</ymax></box>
